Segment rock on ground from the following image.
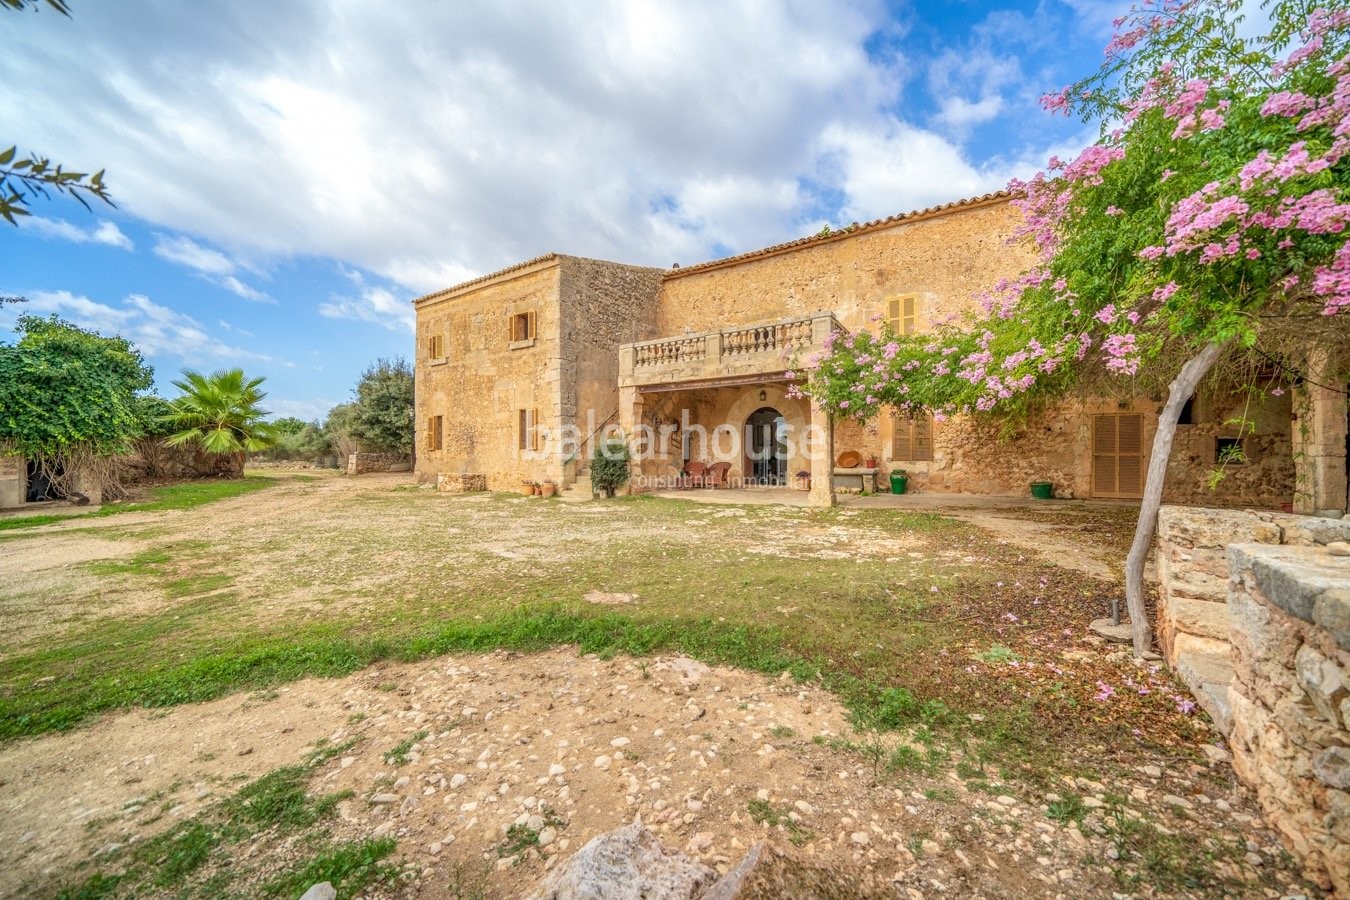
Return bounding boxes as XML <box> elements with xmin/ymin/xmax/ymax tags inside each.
<box><xmin>525</xmin><ymin>818</ymin><xmax>717</xmax><ymax>900</ymax></box>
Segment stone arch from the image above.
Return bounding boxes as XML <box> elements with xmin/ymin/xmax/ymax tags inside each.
<box><xmin>720</xmin><ymin>385</ymin><xmax>810</xmax><ymax>480</ymax></box>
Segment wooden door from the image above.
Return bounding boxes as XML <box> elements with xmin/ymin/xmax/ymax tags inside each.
<box><xmin>1092</xmin><ymin>413</ymin><xmax>1145</xmax><ymax>498</ymax></box>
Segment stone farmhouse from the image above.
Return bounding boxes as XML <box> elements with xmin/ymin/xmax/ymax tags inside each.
<box><xmin>412</xmin><ymin>191</ymin><xmax>1345</xmax><ymax>515</ymax></box>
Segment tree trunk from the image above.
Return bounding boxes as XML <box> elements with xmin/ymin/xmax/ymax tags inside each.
<box><xmin>1124</xmin><ymin>339</ymin><xmax>1230</xmax><ymax>657</ymax></box>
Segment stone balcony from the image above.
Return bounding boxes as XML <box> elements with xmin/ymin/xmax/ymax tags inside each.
<box><xmin>618</xmin><ymin>311</ymin><xmax>843</xmax><ymax>389</ymax></box>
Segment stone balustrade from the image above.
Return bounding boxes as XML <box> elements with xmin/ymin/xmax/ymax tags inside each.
<box><xmin>619</xmin><ymin>312</ymin><xmax>842</xmax><ymax>388</ymax></box>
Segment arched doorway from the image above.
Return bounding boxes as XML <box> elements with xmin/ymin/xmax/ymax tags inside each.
<box><xmin>745</xmin><ymin>407</ymin><xmax>788</xmax><ymax>485</ymax></box>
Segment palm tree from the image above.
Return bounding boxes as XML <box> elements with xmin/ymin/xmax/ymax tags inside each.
<box><xmin>163</xmin><ymin>369</ymin><xmax>277</xmax><ymax>477</ymax></box>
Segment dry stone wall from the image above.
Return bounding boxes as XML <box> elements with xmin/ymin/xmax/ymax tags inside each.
<box><xmin>1225</xmin><ymin>542</ymin><xmax>1350</xmax><ymax>893</ymax></box>
<box><xmin>346</xmin><ymin>453</ymin><xmax>411</xmax><ymax>475</ymax></box>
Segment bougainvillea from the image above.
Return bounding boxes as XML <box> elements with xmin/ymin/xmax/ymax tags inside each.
<box><xmin>805</xmin><ymin>0</ymin><xmax>1349</xmax><ymax>655</ymax></box>
<box><xmin>805</xmin><ymin>0</ymin><xmax>1349</xmax><ymax>424</ymax></box>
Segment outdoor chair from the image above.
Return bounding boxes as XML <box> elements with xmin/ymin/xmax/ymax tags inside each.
<box><xmin>684</xmin><ymin>461</ymin><xmax>708</xmax><ymax>488</ymax></box>
<box><xmin>706</xmin><ymin>461</ymin><xmax>732</xmax><ymax>488</ymax></box>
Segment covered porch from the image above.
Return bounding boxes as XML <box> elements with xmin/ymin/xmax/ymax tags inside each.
<box><xmin>617</xmin><ymin>312</ymin><xmax>842</xmax><ymax>507</ymax></box>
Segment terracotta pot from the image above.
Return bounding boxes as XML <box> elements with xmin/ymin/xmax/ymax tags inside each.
<box><xmin>520</xmin><ymin>481</ymin><xmax>535</xmax><ymax>496</ymax></box>
<box><xmin>540</xmin><ymin>482</ymin><xmax>557</xmax><ymax>498</ymax></box>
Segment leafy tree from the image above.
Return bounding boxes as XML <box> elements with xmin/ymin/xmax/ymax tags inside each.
<box><xmin>162</xmin><ymin>369</ymin><xmax>277</xmax><ymax>477</ymax></box>
<box><xmin>270</xmin><ymin>416</ymin><xmax>310</xmax><ymax>436</ymax></box>
<box><xmin>808</xmin><ymin>0</ymin><xmax>1350</xmax><ymax>653</ymax></box>
<box><xmin>348</xmin><ymin>358</ymin><xmax>414</xmax><ymax>455</ymax></box>
<box><xmin>0</xmin><ymin>314</ymin><xmax>155</xmax><ymax>496</ymax></box>
<box><xmin>2</xmin><ymin>1</ymin><xmax>113</xmax><ymax>224</ymax></box>
<box><xmin>590</xmin><ymin>437</ymin><xmax>631</xmax><ymax>499</ymax></box>
<box><xmin>322</xmin><ymin>402</ymin><xmax>360</xmax><ymax>462</ymax></box>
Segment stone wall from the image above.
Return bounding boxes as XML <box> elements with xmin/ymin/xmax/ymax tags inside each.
<box><xmin>414</xmin><ymin>255</ymin><xmax>663</xmax><ymax>492</ymax></box>
<box><xmin>1155</xmin><ymin>506</ymin><xmax>1350</xmax><ymax>730</ymax></box>
<box><xmin>347</xmin><ymin>452</ymin><xmax>412</xmax><ymax>475</ymax></box>
<box><xmin>656</xmin><ymin>198</ymin><xmax>1032</xmax><ymax>338</ymax></box>
<box><xmin>0</xmin><ymin>454</ymin><xmax>24</xmax><ymax>509</ymax></box>
<box><xmin>559</xmin><ymin>257</ymin><xmax>665</xmax><ymax>466</ymax></box>
<box><xmin>437</xmin><ymin>473</ymin><xmax>485</xmax><ymax>493</ymax></box>
<box><xmin>1225</xmin><ymin>542</ymin><xmax>1350</xmax><ymax>893</ymax></box>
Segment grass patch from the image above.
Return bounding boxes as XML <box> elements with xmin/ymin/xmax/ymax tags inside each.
<box><xmin>0</xmin><ymin>477</ymin><xmax>274</xmax><ymax>533</ymax></box>
<box><xmin>746</xmin><ymin>798</ymin><xmax>815</xmax><ymax>846</ymax></box>
<box><xmin>50</xmin><ymin>739</ymin><xmax>389</xmax><ymax>900</ymax></box>
<box><xmin>383</xmin><ymin>730</ymin><xmax>428</xmax><ymax>766</ymax></box>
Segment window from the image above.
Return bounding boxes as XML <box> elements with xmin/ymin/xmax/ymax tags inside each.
<box><xmin>518</xmin><ymin>408</ymin><xmax>539</xmax><ymax>451</ymax></box>
<box><xmin>426</xmin><ymin>415</ymin><xmax>443</xmax><ymax>451</ymax></box>
<box><xmin>885</xmin><ymin>294</ymin><xmax>917</xmax><ymax>335</ymax></box>
<box><xmin>891</xmin><ymin>412</ymin><xmax>934</xmax><ymax>461</ymax></box>
<box><xmin>427</xmin><ymin>332</ymin><xmax>444</xmax><ymax>360</ymax></box>
<box><xmin>509</xmin><ymin>311</ymin><xmax>536</xmax><ymax>344</ymax></box>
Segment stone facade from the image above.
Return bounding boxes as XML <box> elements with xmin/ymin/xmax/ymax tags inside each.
<box><xmin>413</xmin><ymin>255</ymin><xmax>664</xmax><ymax>492</ymax></box>
<box><xmin>412</xmin><ymin>193</ymin><xmax>1322</xmax><ymax>510</ymax></box>
<box><xmin>1226</xmin><ymin>542</ymin><xmax>1350</xmax><ymax>893</ymax></box>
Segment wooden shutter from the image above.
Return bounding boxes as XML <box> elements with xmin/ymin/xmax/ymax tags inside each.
<box><xmin>891</xmin><ymin>413</ymin><xmax>934</xmax><ymax>461</ymax></box>
<box><xmin>885</xmin><ymin>295</ymin><xmax>917</xmax><ymax>335</ymax></box>
<box><xmin>426</xmin><ymin>415</ymin><xmax>443</xmax><ymax>451</ymax></box>
<box><xmin>1092</xmin><ymin>413</ymin><xmax>1144</xmax><ymax>498</ymax></box>
<box><xmin>519</xmin><ymin>409</ymin><xmax>539</xmax><ymax>451</ymax></box>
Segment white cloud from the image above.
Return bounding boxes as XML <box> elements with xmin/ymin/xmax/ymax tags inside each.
<box><xmin>267</xmin><ymin>397</ymin><xmax>337</xmax><ymax>422</ymax></box>
<box><xmin>150</xmin><ymin>234</ymin><xmax>273</xmax><ymax>302</ymax></box>
<box><xmin>318</xmin><ymin>285</ymin><xmax>414</xmax><ymax>333</ymax></box>
<box><xmin>26</xmin><ymin>217</ymin><xmax>133</xmax><ymax>249</ymax></box>
<box><xmin>4</xmin><ymin>290</ymin><xmax>269</xmax><ymax>363</ymax></box>
<box><xmin>152</xmin><ymin>234</ymin><xmax>235</xmax><ymax>275</ymax></box>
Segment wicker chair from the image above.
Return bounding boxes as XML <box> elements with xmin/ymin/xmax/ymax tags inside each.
<box><xmin>706</xmin><ymin>461</ymin><xmax>732</xmax><ymax>488</ymax></box>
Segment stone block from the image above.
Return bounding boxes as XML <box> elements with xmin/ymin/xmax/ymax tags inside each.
<box><xmin>1295</xmin><ymin>645</ymin><xmax>1348</xmax><ymax>726</ymax></box>
<box><xmin>1312</xmin><ymin>746</ymin><xmax>1350</xmax><ymax>790</ymax></box>
<box><xmin>1167</xmin><ymin>596</ymin><xmax>1230</xmax><ymax>641</ymax></box>
<box><xmin>1312</xmin><ymin>588</ymin><xmax>1350</xmax><ymax>653</ymax></box>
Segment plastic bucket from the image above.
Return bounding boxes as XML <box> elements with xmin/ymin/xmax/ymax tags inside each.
<box><xmin>1030</xmin><ymin>481</ymin><xmax>1053</xmax><ymax>500</ymax></box>
<box><xmin>889</xmin><ymin>474</ymin><xmax>909</xmax><ymax>495</ymax></box>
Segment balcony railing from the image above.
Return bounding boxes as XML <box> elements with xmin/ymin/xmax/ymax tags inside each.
<box><xmin>619</xmin><ymin>311</ymin><xmax>843</xmax><ymax>388</ymax></box>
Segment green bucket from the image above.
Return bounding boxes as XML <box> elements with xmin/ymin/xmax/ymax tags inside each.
<box><xmin>1030</xmin><ymin>481</ymin><xmax>1054</xmax><ymax>500</ymax></box>
<box><xmin>889</xmin><ymin>473</ymin><xmax>909</xmax><ymax>495</ymax></box>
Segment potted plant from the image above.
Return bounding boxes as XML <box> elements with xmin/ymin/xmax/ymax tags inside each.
<box><xmin>795</xmin><ymin>470</ymin><xmax>811</xmax><ymax>491</ymax></box>
<box><xmin>889</xmin><ymin>469</ymin><xmax>909</xmax><ymax>495</ymax></box>
<box><xmin>865</xmin><ymin>454</ymin><xmax>878</xmax><ymax>469</ymax></box>
<box><xmin>540</xmin><ymin>480</ymin><xmax>557</xmax><ymax>498</ymax></box>
<box><xmin>520</xmin><ymin>478</ymin><xmax>536</xmax><ymax>496</ymax></box>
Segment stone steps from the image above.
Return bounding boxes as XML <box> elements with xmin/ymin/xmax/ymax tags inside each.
<box><xmin>560</xmin><ymin>475</ymin><xmax>593</xmax><ymax>501</ymax></box>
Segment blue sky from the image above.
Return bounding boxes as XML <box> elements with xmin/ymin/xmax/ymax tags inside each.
<box><xmin>1</xmin><ymin>0</ymin><xmax>1116</xmax><ymax>422</ymax></box>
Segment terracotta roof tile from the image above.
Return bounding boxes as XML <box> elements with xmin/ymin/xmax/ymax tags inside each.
<box><xmin>412</xmin><ymin>253</ymin><xmax>561</xmax><ymax>306</ymax></box>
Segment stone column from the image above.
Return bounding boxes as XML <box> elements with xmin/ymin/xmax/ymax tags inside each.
<box><xmin>808</xmin><ymin>398</ymin><xmax>835</xmax><ymax>508</ymax></box>
<box><xmin>1292</xmin><ymin>347</ymin><xmax>1348</xmax><ymax>517</ymax></box>
<box><xmin>618</xmin><ymin>385</ymin><xmax>644</xmax><ymax>494</ymax></box>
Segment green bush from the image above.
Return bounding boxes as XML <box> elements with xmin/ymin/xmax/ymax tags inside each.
<box><xmin>589</xmin><ymin>437</ymin><xmax>631</xmax><ymax>498</ymax></box>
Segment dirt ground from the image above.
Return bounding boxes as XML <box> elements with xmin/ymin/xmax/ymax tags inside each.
<box><xmin>0</xmin><ymin>474</ymin><xmax>1320</xmax><ymax>898</ymax></box>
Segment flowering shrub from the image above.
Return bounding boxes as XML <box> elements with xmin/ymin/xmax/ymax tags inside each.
<box><xmin>807</xmin><ymin>0</ymin><xmax>1349</xmax><ymax>425</ymax></box>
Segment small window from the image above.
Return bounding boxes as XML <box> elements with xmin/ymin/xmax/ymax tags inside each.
<box><xmin>885</xmin><ymin>294</ymin><xmax>917</xmax><ymax>335</ymax></box>
<box><xmin>518</xmin><ymin>408</ymin><xmax>539</xmax><ymax>451</ymax></box>
<box><xmin>509</xmin><ymin>311</ymin><xmax>536</xmax><ymax>344</ymax></box>
<box><xmin>891</xmin><ymin>412</ymin><xmax>934</xmax><ymax>461</ymax></box>
<box><xmin>426</xmin><ymin>415</ymin><xmax>443</xmax><ymax>451</ymax></box>
<box><xmin>428</xmin><ymin>332</ymin><xmax>444</xmax><ymax>360</ymax></box>
<box><xmin>1216</xmin><ymin>436</ymin><xmax>1245</xmax><ymax>464</ymax></box>
<box><xmin>1177</xmin><ymin>395</ymin><xmax>1195</xmax><ymax>425</ymax></box>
